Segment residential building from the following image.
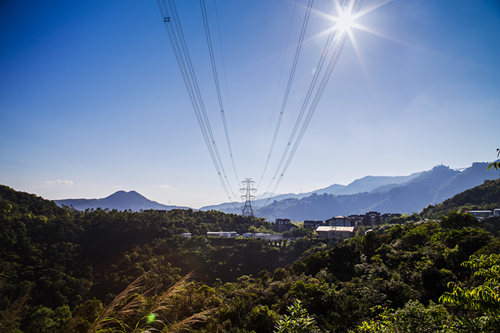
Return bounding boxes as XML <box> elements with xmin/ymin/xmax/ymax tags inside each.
<box><xmin>347</xmin><ymin>214</ymin><xmax>364</xmax><ymax>227</ymax></box>
<box><xmin>180</xmin><ymin>232</ymin><xmax>191</xmax><ymax>238</ymax></box>
<box><xmin>316</xmin><ymin>225</ymin><xmax>355</xmax><ymax>242</ymax></box>
<box><xmin>381</xmin><ymin>213</ymin><xmax>402</xmax><ymax>222</ymax></box>
<box><xmin>274</xmin><ymin>218</ymin><xmax>293</xmax><ymax>232</ymax></box>
<box><xmin>206</xmin><ymin>231</ymin><xmax>239</xmax><ymax>238</ymax></box>
<box><xmin>303</xmin><ymin>220</ymin><xmax>323</xmax><ymax>229</ymax></box>
<box><xmin>363</xmin><ymin>211</ymin><xmax>381</xmax><ymax>225</ymax></box>
<box><xmin>325</xmin><ymin>216</ymin><xmax>352</xmax><ymax>227</ymax></box>
<box><xmin>243</xmin><ymin>232</ymin><xmax>283</xmax><ymax>240</ymax></box>
<box><xmin>467</xmin><ymin>210</ymin><xmax>494</xmax><ymax>220</ymax></box>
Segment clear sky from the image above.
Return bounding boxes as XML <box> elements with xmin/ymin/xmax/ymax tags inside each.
<box><xmin>1</xmin><ymin>0</ymin><xmax>499</xmax><ymax>208</ymax></box>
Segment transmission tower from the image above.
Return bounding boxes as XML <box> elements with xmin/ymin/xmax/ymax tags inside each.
<box><xmin>240</xmin><ymin>178</ymin><xmax>256</xmax><ymax>217</ymax></box>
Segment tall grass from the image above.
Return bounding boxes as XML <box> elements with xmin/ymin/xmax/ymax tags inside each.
<box><xmin>0</xmin><ymin>283</ymin><xmax>32</xmax><ymax>331</ymax></box>
<box><xmin>81</xmin><ymin>270</ymin><xmax>217</xmax><ymax>333</ymax></box>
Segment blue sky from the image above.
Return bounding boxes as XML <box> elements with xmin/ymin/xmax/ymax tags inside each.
<box><xmin>1</xmin><ymin>0</ymin><xmax>499</xmax><ymax>208</ymax></box>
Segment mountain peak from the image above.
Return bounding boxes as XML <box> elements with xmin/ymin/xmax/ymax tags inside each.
<box><xmin>106</xmin><ymin>190</ymin><xmax>145</xmax><ymax>199</ymax></box>
<box><xmin>55</xmin><ymin>190</ymin><xmax>189</xmax><ymax>211</ymax></box>
<box><xmin>431</xmin><ymin>164</ymin><xmax>451</xmax><ymax>171</ymax></box>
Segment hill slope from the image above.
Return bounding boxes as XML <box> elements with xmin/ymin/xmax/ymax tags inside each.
<box><xmin>421</xmin><ymin>178</ymin><xmax>500</xmax><ymax>217</ymax></box>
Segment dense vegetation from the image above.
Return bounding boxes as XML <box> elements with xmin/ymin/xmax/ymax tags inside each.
<box><xmin>1</xmin><ymin>184</ymin><xmax>499</xmax><ymax>332</ymax></box>
<box><xmin>422</xmin><ymin>178</ymin><xmax>500</xmax><ymax>217</ymax></box>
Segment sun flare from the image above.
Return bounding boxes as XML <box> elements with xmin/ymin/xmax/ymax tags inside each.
<box><xmin>333</xmin><ymin>7</ymin><xmax>356</xmax><ymax>34</ymax></box>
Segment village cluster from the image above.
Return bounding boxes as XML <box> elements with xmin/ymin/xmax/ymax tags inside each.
<box><xmin>180</xmin><ymin>211</ymin><xmax>405</xmax><ymax>243</ymax></box>
<box><xmin>178</xmin><ymin>209</ymin><xmax>500</xmax><ymax>243</ymax></box>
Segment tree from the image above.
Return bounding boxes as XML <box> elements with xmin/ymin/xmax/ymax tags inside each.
<box><xmin>351</xmin><ymin>301</ymin><xmax>454</xmax><ymax>333</ymax></box>
<box><xmin>274</xmin><ymin>299</ymin><xmax>319</xmax><ymax>333</ymax></box>
<box><xmin>487</xmin><ymin>148</ymin><xmax>500</xmax><ymax>171</ymax></box>
<box><xmin>440</xmin><ymin>254</ymin><xmax>500</xmax><ymax>314</ymax></box>
<box><xmin>439</xmin><ymin>254</ymin><xmax>500</xmax><ymax>332</ymax></box>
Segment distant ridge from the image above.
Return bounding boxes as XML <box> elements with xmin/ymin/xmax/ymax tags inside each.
<box><xmin>254</xmin><ymin>162</ymin><xmax>499</xmax><ymax>221</ymax></box>
<box><xmin>201</xmin><ymin>162</ymin><xmax>498</xmax><ymax>220</ymax></box>
<box><xmin>310</xmin><ymin>172</ymin><xmax>422</xmax><ymax>196</ymax></box>
<box><xmin>201</xmin><ymin>172</ymin><xmax>421</xmax><ymax>213</ymax></box>
<box><xmin>55</xmin><ymin>190</ymin><xmax>189</xmax><ymax>211</ymax></box>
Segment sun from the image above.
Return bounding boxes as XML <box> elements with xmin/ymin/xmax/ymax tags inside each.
<box><xmin>333</xmin><ymin>6</ymin><xmax>357</xmax><ymax>35</ymax></box>
<box><xmin>315</xmin><ymin>0</ymin><xmax>395</xmax><ymax>39</ymax></box>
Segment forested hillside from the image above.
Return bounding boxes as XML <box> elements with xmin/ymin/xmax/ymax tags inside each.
<box><xmin>422</xmin><ymin>178</ymin><xmax>500</xmax><ymax>217</ymax></box>
<box><xmin>1</xmin><ymin>185</ymin><xmax>499</xmax><ymax>332</ymax></box>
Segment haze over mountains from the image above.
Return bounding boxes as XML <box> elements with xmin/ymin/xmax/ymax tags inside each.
<box><xmin>201</xmin><ymin>172</ymin><xmax>423</xmax><ymax>212</ymax></box>
<box><xmin>53</xmin><ymin>162</ymin><xmax>499</xmax><ymax>219</ymax></box>
<box><xmin>55</xmin><ymin>190</ymin><xmax>189</xmax><ymax>212</ymax></box>
<box><xmin>202</xmin><ymin>162</ymin><xmax>499</xmax><ymax>220</ymax></box>
<box><xmin>255</xmin><ymin>162</ymin><xmax>499</xmax><ymax>221</ymax></box>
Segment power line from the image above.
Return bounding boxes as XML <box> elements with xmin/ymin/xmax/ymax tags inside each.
<box><xmin>270</xmin><ymin>34</ymin><xmax>348</xmax><ymax>196</ymax></box>
<box><xmin>264</xmin><ymin>28</ymin><xmax>338</xmax><ymax>198</ymax></box>
<box><xmin>258</xmin><ymin>0</ymin><xmax>314</xmax><ymax>187</ymax></box>
<box><xmin>263</xmin><ymin>0</ymin><xmax>365</xmax><ymax>204</ymax></box>
<box><xmin>199</xmin><ymin>0</ymin><xmax>240</xmax><ymax>187</ymax></box>
<box><xmin>156</xmin><ymin>0</ymin><xmax>238</xmax><ymax>204</ymax></box>
<box><xmin>214</xmin><ymin>0</ymin><xmax>238</xmax><ymax>187</ymax></box>
<box><xmin>156</xmin><ymin>0</ymin><xmax>366</xmax><ymax>209</ymax></box>
<box><xmin>267</xmin><ymin>0</ymin><xmax>364</xmax><ymax>199</ymax></box>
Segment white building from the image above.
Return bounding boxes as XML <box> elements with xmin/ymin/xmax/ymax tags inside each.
<box><xmin>243</xmin><ymin>232</ymin><xmax>283</xmax><ymax>240</ymax></box>
<box><xmin>316</xmin><ymin>225</ymin><xmax>355</xmax><ymax>241</ymax></box>
<box><xmin>468</xmin><ymin>210</ymin><xmax>493</xmax><ymax>220</ymax></box>
<box><xmin>207</xmin><ymin>231</ymin><xmax>239</xmax><ymax>238</ymax></box>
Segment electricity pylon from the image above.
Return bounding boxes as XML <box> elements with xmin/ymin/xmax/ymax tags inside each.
<box><xmin>240</xmin><ymin>178</ymin><xmax>256</xmax><ymax>217</ymax></box>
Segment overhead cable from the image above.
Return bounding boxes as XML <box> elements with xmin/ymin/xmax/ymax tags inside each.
<box><xmin>263</xmin><ymin>0</ymin><xmax>365</xmax><ymax>204</ymax></box>
<box><xmin>258</xmin><ymin>0</ymin><xmax>314</xmax><ymax>187</ymax></box>
<box><xmin>156</xmin><ymin>0</ymin><xmax>238</xmax><ymax>204</ymax></box>
<box><xmin>200</xmin><ymin>0</ymin><xmax>240</xmax><ymax>187</ymax></box>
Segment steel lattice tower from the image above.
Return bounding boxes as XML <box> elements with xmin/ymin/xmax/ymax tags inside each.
<box><xmin>240</xmin><ymin>178</ymin><xmax>256</xmax><ymax>217</ymax></box>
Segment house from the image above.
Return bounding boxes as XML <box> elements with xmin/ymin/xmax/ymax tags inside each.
<box><xmin>325</xmin><ymin>216</ymin><xmax>352</xmax><ymax>227</ymax></box>
<box><xmin>303</xmin><ymin>220</ymin><xmax>323</xmax><ymax>229</ymax></box>
<box><xmin>381</xmin><ymin>213</ymin><xmax>402</xmax><ymax>222</ymax></box>
<box><xmin>274</xmin><ymin>218</ymin><xmax>293</xmax><ymax>232</ymax></box>
<box><xmin>243</xmin><ymin>232</ymin><xmax>283</xmax><ymax>240</ymax></box>
<box><xmin>180</xmin><ymin>232</ymin><xmax>192</xmax><ymax>238</ymax></box>
<box><xmin>347</xmin><ymin>214</ymin><xmax>364</xmax><ymax>227</ymax></box>
<box><xmin>467</xmin><ymin>210</ymin><xmax>494</xmax><ymax>220</ymax></box>
<box><xmin>206</xmin><ymin>231</ymin><xmax>239</xmax><ymax>238</ymax></box>
<box><xmin>316</xmin><ymin>226</ymin><xmax>355</xmax><ymax>242</ymax></box>
<box><xmin>363</xmin><ymin>211</ymin><xmax>381</xmax><ymax>225</ymax></box>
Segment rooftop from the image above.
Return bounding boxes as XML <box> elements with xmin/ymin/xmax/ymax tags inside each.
<box><xmin>316</xmin><ymin>226</ymin><xmax>355</xmax><ymax>232</ymax></box>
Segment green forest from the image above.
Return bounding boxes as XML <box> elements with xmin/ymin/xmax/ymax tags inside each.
<box><xmin>1</xmin><ymin>181</ymin><xmax>500</xmax><ymax>332</ymax></box>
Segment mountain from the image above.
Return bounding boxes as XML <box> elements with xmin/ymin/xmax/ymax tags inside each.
<box><xmin>254</xmin><ymin>162</ymin><xmax>499</xmax><ymax>221</ymax></box>
<box><xmin>201</xmin><ymin>192</ymin><xmax>309</xmax><ymax>213</ymax></box>
<box><xmin>201</xmin><ymin>172</ymin><xmax>421</xmax><ymax>213</ymax></box>
<box><xmin>311</xmin><ymin>172</ymin><xmax>422</xmax><ymax>195</ymax></box>
<box><xmin>421</xmin><ymin>178</ymin><xmax>500</xmax><ymax>217</ymax></box>
<box><xmin>55</xmin><ymin>190</ymin><xmax>189</xmax><ymax>211</ymax></box>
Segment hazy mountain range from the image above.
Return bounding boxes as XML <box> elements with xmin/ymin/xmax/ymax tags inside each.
<box><xmin>201</xmin><ymin>162</ymin><xmax>499</xmax><ymax>220</ymax></box>
<box><xmin>201</xmin><ymin>172</ymin><xmax>423</xmax><ymax>212</ymax></box>
<box><xmin>55</xmin><ymin>190</ymin><xmax>189</xmax><ymax>212</ymax></box>
<box><xmin>54</xmin><ymin>162</ymin><xmax>499</xmax><ymax>219</ymax></box>
<box><xmin>254</xmin><ymin>162</ymin><xmax>499</xmax><ymax>221</ymax></box>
